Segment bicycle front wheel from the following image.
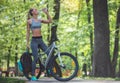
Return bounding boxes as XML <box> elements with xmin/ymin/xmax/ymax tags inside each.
<box><xmin>50</xmin><ymin>52</ymin><xmax>79</xmax><ymax>81</ymax></box>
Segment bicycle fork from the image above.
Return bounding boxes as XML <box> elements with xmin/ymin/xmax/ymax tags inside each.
<box><xmin>57</xmin><ymin>52</ymin><xmax>65</xmax><ymax>68</ymax></box>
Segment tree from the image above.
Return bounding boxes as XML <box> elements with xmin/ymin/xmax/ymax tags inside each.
<box><xmin>112</xmin><ymin>6</ymin><xmax>120</xmax><ymax>77</ymax></box>
<box><xmin>92</xmin><ymin>0</ymin><xmax>112</xmax><ymax>77</ymax></box>
<box><xmin>46</xmin><ymin>0</ymin><xmax>61</xmax><ymax>77</ymax></box>
<box><xmin>86</xmin><ymin>0</ymin><xmax>93</xmax><ymax>72</ymax></box>
<box><xmin>50</xmin><ymin>0</ymin><xmax>60</xmax><ymax>44</ymax></box>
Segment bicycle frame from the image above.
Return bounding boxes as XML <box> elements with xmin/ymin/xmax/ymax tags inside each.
<box><xmin>38</xmin><ymin>41</ymin><xmax>63</xmax><ymax>69</ymax></box>
<box><xmin>44</xmin><ymin>42</ymin><xmax>56</xmax><ymax>68</ymax></box>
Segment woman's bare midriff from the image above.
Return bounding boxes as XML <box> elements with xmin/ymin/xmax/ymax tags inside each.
<box><xmin>32</xmin><ymin>29</ymin><xmax>42</xmax><ymax>37</ymax></box>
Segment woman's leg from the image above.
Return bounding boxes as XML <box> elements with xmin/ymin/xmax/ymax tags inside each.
<box><xmin>39</xmin><ymin>39</ymin><xmax>49</xmax><ymax>55</ymax></box>
<box><xmin>31</xmin><ymin>40</ymin><xmax>38</xmax><ymax>76</ymax></box>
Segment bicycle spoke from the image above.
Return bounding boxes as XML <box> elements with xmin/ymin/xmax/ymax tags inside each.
<box><xmin>50</xmin><ymin>52</ymin><xmax>79</xmax><ymax>81</ymax></box>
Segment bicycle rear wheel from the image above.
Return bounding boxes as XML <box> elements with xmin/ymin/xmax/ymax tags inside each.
<box><xmin>50</xmin><ymin>52</ymin><xmax>79</xmax><ymax>81</ymax></box>
<box><xmin>23</xmin><ymin>58</ymin><xmax>42</xmax><ymax>80</ymax></box>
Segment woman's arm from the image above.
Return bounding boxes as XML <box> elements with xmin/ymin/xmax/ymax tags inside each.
<box><xmin>41</xmin><ymin>8</ymin><xmax>52</xmax><ymax>24</ymax></box>
<box><xmin>26</xmin><ymin>20</ymin><xmax>30</xmax><ymax>48</ymax></box>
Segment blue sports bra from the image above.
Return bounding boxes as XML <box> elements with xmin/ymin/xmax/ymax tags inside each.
<box><xmin>30</xmin><ymin>19</ymin><xmax>41</xmax><ymax>30</ymax></box>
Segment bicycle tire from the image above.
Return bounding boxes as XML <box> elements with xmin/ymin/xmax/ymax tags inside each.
<box><xmin>46</xmin><ymin>61</ymin><xmax>62</xmax><ymax>77</ymax></box>
<box><xmin>50</xmin><ymin>52</ymin><xmax>79</xmax><ymax>81</ymax></box>
<box><xmin>23</xmin><ymin>58</ymin><xmax>42</xmax><ymax>80</ymax></box>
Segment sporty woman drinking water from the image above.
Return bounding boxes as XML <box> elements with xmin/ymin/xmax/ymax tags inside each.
<box><xmin>26</xmin><ymin>8</ymin><xmax>52</xmax><ymax>81</ymax></box>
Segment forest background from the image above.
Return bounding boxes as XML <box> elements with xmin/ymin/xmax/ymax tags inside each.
<box><xmin>0</xmin><ymin>0</ymin><xmax>120</xmax><ymax>77</ymax></box>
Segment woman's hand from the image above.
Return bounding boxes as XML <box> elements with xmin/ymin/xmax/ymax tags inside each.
<box><xmin>41</xmin><ymin>8</ymin><xmax>52</xmax><ymax>23</ymax></box>
<box><xmin>42</xmin><ymin>8</ymin><xmax>48</xmax><ymax>14</ymax></box>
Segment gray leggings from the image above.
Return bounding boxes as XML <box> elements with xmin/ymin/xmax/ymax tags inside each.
<box><xmin>31</xmin><ymin>36</ymin><xmax>48</xmax><ymax>76</ymax></box>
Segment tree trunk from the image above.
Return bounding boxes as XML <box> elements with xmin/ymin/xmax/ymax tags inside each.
<box><xmin>15</xmin><ymin>54</ymin><xmax>18</xmax><ymax>76</ymax></box>
<box><xmin>23</xmin><ymin>0</ymin><xmax>26</xmax><ymax>3</ymax></box>
<box><xmin>92</xmin><ymin>0</ymin><xmax>112</xmax><ymax>77</ymax></box>
<box><xmin>46</xmin><ymin>0</ymin><xmax>51</xmax><ymax>43</ymax></box>
<box><xmin>15</xmin><ymin>38</ymin><xmax>18</xmax><ymax>76</ymax></box>
<box><xmin>50</xmin><ymin>0</ymin><xmax>60</xmax><ymax>44</ymax></box>
<box><xmin>75</xmin><ymin>3</ymin><xmax>81</xmax><ymax>58</ymax></box>
<box><xmin>111</xmin><ymin>6</ymin><xmax>120</xmax><ymax>77</ymax></box>
<box><xmin>7</xmin><ymin>48</ymin><xmax>11</xmax><ymax>77</ymax></box>
<box><xmin>118</xmin><ymin>59</ymin><xmax>120</xmax><ymax>77</ymax></box>
<box><xmin>47</xmin><ymin>0</ymin><xmax>61</xmax><ymax>77</ymax></box>
<box><xmin>86</xmin><ymin>0</ymin><xmax>93</xmax><ymax>72</ymax></box>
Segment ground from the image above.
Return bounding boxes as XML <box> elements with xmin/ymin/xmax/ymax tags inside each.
<box><xmin>24</xmin><ymin>77</ymin><xmax>120</xmax><ymax>83</ymax></box>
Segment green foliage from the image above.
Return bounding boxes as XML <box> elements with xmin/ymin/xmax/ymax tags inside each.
<box><xmin>115</xmin><ymin>77</ymin><xmax>120</xmax><ymax>81</ymax></box>
<box><xmin>0</xmin><ymin>77</ymin><xmax>25</xmax><ymax>83</ymax></box>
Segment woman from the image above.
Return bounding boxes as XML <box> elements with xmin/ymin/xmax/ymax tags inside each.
<box><xmin>26</xmin><ymin>8</ymin><xmax>52</xmax><ymax>81</ymax></box>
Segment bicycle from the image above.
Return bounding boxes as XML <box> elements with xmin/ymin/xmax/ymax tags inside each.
<box><xmin>23</xmin><ymin>40</ymin><xmax>79</xmax><ymax>81</ymax></box>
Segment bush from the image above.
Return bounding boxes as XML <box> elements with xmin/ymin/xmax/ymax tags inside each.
<box><xmin>115</xmin><ymin>78</ymin><xmax>120</xmax><ymax>81</ymax></box>
<box><xmin>0</xmin><ymin>77</ymin><xmax>25</xmax><ymax>83</ymax></box>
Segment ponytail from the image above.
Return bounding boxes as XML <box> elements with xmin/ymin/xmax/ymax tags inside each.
<box><xmin>27</xmin><ymin>13</ymin><xmax>31</xmax><ymax>20</ymax></box>
<box><xmin>27</xmin><ymin>8</ymin><xmax>33</xmax><ymax>20</ymax></box>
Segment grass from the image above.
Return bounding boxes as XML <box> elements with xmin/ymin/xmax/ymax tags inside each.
<box><xmin>0</xmin><ymin>77</ymin><xmax>26</xmax><ymax>83</ymax></box>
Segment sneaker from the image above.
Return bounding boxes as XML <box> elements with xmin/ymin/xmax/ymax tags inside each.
<box><xmin>47</xmin><ymin>69</ymin><xmax>51</xmax><ymax>77</ymax></box>
<box><xmin>47</xmin><ymin>69</ymin><xmax>51</xmax><ymax>74</ymax></box>
<box><xmin>31</xmin><ymin>76</ymin><xmax>38</xmax><ymax>81</ymax></box>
